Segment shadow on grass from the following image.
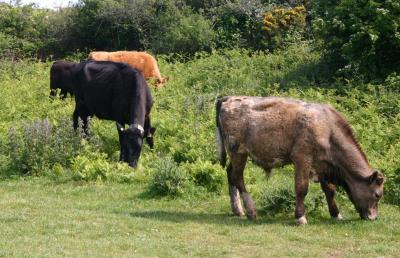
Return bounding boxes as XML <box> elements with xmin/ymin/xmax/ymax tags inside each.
<box><xmin>130</xmin><ymin>190</ymin><xmax>364</xmax><ymax>227</ymax></box>
<box><xmin>125</xmin><ymin>210</ymin><xmax>295</xmax><ymax>226</ymax></box>
<box><xmin>123</xmin><ymin>209</ymin><xmax>364</xmax><ymax>227</ymax></box>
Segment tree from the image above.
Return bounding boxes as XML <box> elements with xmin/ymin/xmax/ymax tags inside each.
<box><xmin>313</xmin><ymin>0</ymin><xmax>400</xmax><ymax>79</ymax></box>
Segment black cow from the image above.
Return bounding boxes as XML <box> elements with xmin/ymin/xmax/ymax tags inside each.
<box><xmin>50</xmin><ymin>60</ymin><xmax>77</xmax><ymax>99</ymax></box>
<box><xmin>72</xmin><ymin>60</ymin><xmax>155</xmax><ymax>167</ymax></box>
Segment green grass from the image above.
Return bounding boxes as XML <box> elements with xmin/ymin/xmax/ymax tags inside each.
<box><xmin>0</xmin><ymin>178</ymin><xmax>399</xmax><ymax>257</ymax></box>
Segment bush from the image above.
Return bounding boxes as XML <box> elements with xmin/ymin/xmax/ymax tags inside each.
<box><xmin>208</xmin><ymin>0</ymin><xmax>268</xmax><ymax>50</ymax></box>
<box><xmin>70</xmin><ymin>151</ymin><xmax>111</xmax><ymax>181</ymax></box>
<box><xmin>70</xmin><ymin>0</ymin><xmax>152</xmax><ymax>51</ymax></box>
<box><xmin>148</xmin><ymin>156</ymin><xmax>192</xmax><ymax>197</ymax></box>
<box><xmin>312</xmin><ymin>0</ymin><xmax>400</xmax><ymax>79</ymax></box>
<box><xmin>262</xmin><ymin>5</ymin><xmax>307</xmax><ymax>49</ymax></box>
<box><xmin>0</xmin><ymin>0</ymin><xmax>315</xmax><ymax>57</ymax></box>
<box><xmin>0</xmin><ymin>3</ymin><xmax>50</xmax><ymax>59</ymax></box>
<box><xmin>150</xmin><ymin>7</ymin><xmax>216</xmax><ymax>55</ymax></box>
<box><xmin>2</xmin><ymin>115</ymin><xmax>139</xmax><ymax>182</ymax></box>
<box><xmin>5</xmin><ymin>117</ymin><xmax>83</xmax><ymax>176</ymax></box>
<box><xmin>181</xmin><ymin>160</ymin><xmax>225</xmax><ymax>193</ymax></box>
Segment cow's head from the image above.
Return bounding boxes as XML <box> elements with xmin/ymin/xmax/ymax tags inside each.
<box><xmin>155</xmin><ymin>77</ymin><xmax>169</xmax><ymax>87</ymax></box>
<box><xmin>346</xmin><ymin>170</ymin><xmax>384</xmax><ymax>220</ymax></box>
<box><xmin>117</xmin><ymin>123</ymin><xmax>145</xmax><ymax>168</ymax></box>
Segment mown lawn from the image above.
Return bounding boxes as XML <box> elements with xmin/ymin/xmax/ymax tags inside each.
<box><xmin>0</xmin><ymin>178</ymin><xmax>399</xmax><ymax>257</ymax></box>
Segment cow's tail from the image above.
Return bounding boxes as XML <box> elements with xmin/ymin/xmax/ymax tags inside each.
<box><xmin>216</xmin><ymin>96</ymin><xmax>227</xmax><ymax>167</ymax></box>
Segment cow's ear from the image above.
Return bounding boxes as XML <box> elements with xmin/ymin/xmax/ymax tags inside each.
<box><xmin>370</xmin><ymin>170</ymin><xmax>384</xmax><ymax>185</ymax></box>
<box><xmin>150</xmin><ymin>127</ymin><xmax>156</xmax><ymax>135</ymax></box>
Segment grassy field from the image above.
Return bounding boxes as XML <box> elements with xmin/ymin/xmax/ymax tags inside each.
<box><xmin>0</xmin><ymin>44</ymin><xmax>400</xmax><ymax>257</ymax></box>
<box><xmin>0</xmin><ymin>178</ymin><xmax>399</xmax><ymax>257</ymax></box>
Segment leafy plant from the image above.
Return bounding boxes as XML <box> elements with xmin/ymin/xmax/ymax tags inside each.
<box><xmin>5</xmin><ymin>117</ymin><xmax>83</xmax><ymax>176</ymax></box>
<box><xmin>148</xmin><ymin>156</ymin><xmax>192</xmax><ymax>197</ymax></box>
<box><xmin>182</xmin><ymin>160</ymin><xmax>225</xmax><ymax>193</ymax></box>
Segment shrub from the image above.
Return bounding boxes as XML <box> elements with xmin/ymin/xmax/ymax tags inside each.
<box><xmin>181</xmin><ymin>160</ymin><xmax>225</xmax><ymax>193</ymax></box>
<box><xmin>148</xmin><ymin>156</ymin><xmax>192</xmax><ymax>197</ymax></box>
<box><xmin>70</xmin><ymin>151</ymin><xmax>111</xmax><ymax>181</ymax></box>
<box><xmin>262</xmin><ymin>5</ymin><xmax>307</xmax><ymax>49</ymax></box>
<box><xmin>208</xmin><ymin>0</ymin><xmax>268</xmax><ymax>50</ymax></box>
<box><xmin>150</xmin><ymin>7</ymin><xmax>216</xmax><ymax>55</ymax></box>
<box><xmin>312</xmin><ymin>0</ymin><xmax>400</xmax><ymax>79</ymax></box>
<box><xmin>0</xmin><ymin>3</ymin><xmax>50</xmax><ymax>58</ymax></box>
<box><xmin>5</xmin><ymin>117</ymin><xmax>83</xmax><ymax>176</ymax></box>
<box><xmin>2</xmin><ymin>115</ymin><xmax>140</xmax><ymax>182</ymax></box>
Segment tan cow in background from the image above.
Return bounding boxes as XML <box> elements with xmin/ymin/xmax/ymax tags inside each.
<box><xmin>88</xmin><ymin>51</ymin><xmax>168</xmax><ymax>87</ymax></box>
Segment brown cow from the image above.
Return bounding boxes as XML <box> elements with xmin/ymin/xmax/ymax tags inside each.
<box><xmin>216</xmin><ymin>96</ymin><xmax>384</xmax><ymax>225</ymax></box>
<box><xmin>88</xmin><ymin>51</ymin><xmax>168</xmax><ymax>87</ymax></box>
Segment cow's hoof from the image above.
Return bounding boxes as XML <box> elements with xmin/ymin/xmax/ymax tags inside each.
<box><xmin>233</xmin><ymin>209</ymin><xmax>245</xmax><ymax>217</ymax></box>
<box><xmin>246</xmin><ymin>212</ymin><xmax>257</xmax><ymax>220</ymax></box>
<box><xmin>296</xmin><ymin>216</ymin><xmax>307</xmax><ymax>225</ymax></box>
<box><xmin>334</xmin><ymin>213</ymin><xmax>343</xmax><ymax>220</ymax></box>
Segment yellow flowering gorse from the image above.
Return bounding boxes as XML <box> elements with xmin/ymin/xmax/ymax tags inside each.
<box><xmin>262</xmin><ymin>6</ymin><xmax>306</xmax><ymax>35</ymax></box>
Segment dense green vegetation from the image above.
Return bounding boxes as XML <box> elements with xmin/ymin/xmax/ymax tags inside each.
<box><xmin>313</xmin><ymin>0</ymin><xmax>400</xmax><ymax>79</ymax></box>
<box><xmin>1</xmin><ymin>45</ymin><xmax>400</xmax><ymax>206</ymax></box>
<box><xmin>2</xmin><ymin>0</ymin><xmax>399</xmax><ymax>78</ymax></box>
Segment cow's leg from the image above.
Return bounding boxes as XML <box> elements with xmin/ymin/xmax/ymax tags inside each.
<box><xmin>73</xmin><ymin>108</ymin><xmax>79</xmax><ymax>131</ymax></box>
<box><xmin>82</xmin><ymin>116</ymin><xmax>90</xmax><ymax>136</ymax></box>
<box><xmin>144</xmin><ymin>116</ymin><xmax>155</xmax><ymax>149</ymax></box>
<box><xmin>230</xmin><ymin>153</ymin><xmax>257</xmax><ymax>219</ymax></box>
<box><xmin>116</xmin><ymin>124</ymin><xmax>123</xmax><ymax>162</ymax></box>
<box><xmin>73</xmin><ymin>107</ymin><xmax>89</xmax><ymax>136</ymax></box>
<box><xmin>320</xmin><ymin>181</ymin><xmax>342</xmax><ymax>220</ymax></box>
<box><xmin>227</xmin><ymin>162</ymin><xmax>244</xmax><ymax>217</ymax></box>
<box><xmin>60</xmin><ymin>89</ymin><xmax>67</xmax><ymax>100</ymax></box>
<box><xmin>293</xmin><ymin>159</ymin><xmax>311</xmax><ymax>225</ymax></box>
<box><xmin>226</xmin><ymin>154</ymin><xmax>249</xmax><ymax>217</ymax></box>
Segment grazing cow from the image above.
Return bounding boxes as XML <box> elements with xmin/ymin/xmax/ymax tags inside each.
<box><xmin>216</xmin><ymin>96</ymin><xmax>384</xmax><ymax>225</ymax></box>
<box><xmin>72</xmin><ymin>60</ymin><xmax>156</xmax><ymax>167</ymax></box>
<box><xmin>88</xmin><ymin>51</ymin><xmax>168</xmax><ymax>87</ymax></box>
<box><xmin>50</xmin><ymin>60</ymin><xmax>78</xmax><ymax>99</ymax></box>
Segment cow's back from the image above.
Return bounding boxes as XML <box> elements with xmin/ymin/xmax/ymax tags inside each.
<box><xmin>219</xmin><ymin>96</ymin><xmax>332</xmax><ymax>168</ymax></box>
<box><xmin>73</xmin><ymin>61</ymin><xmax>133</xmax><ymax>120</ymax></box>
<box><xmin>73</xmin><ymin>60</ymin><xmax>151</xmax><ymax>124</ymax></box>
<box><xmin>88</xmin><ymin>51</ymin><xmax>111</xmax><ymax>61</ymax></box>
<box><xmin>88</xmin><ymin>51</ymin><xmax>162</xmax><ymax>80</ymax></box>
